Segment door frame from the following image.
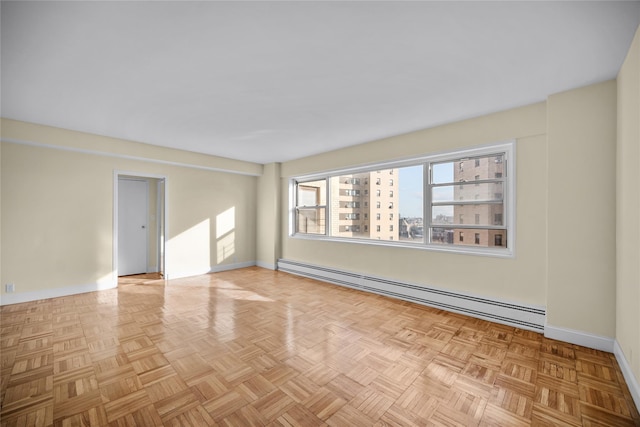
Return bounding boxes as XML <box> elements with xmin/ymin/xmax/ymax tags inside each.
<box><xmin>113</xmin><ymin>170</ymin><xmax>168</xmax><ymax>279</ymax></box>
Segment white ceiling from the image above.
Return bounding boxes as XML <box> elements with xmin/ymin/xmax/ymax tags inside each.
<box><xmin>2</xmin><ymin>1</ymin><xmax>639</xmax><ymax>164</ymax></box>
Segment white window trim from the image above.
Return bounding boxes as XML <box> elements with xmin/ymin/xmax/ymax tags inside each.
<box><xmin>289</xmin><ymin>140</ymin><xmax>516</xmax><ymax>258</ymax></box>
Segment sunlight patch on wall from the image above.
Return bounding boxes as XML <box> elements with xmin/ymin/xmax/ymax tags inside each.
<box><xmin>216</xmin><ymin>207</ymin><xmax>235</xmax><ymax>238</ymax></box>
<box><xmin>97</xmin><ymin>270</ymin><xmax>116</xmax><ymax>289</ymax></box>
<box><xmin>216</xmin><ymin>207</ymin><xmax>236</xmax><ymax>264</ymax></box>
<box><xmin>168</xmin><ymin>219</ymin><xmax>211</xmax><ymax>276</ymax></box>
<box><xmin>217</xmin><ymin>232</ymin><xmax>235</xmax><ymax>264</ymax></box>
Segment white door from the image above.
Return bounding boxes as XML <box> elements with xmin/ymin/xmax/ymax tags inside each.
<box><xmin>118</xmin><ymin>179</ymin><xmax>148</xmax><ymax>276</ymax></box>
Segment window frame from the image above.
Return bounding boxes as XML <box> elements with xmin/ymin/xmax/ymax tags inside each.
<box><xmin>290</xmin><ymin>140</ymin><xmax>515</xmax><ymax>258</ymax></box>
<box><xmin>292</xmin><ymin>178</ymin><xmax>329</xmax><ymax>235</ymax></box>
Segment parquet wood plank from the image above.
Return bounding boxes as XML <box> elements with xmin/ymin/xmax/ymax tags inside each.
<box><xmin>269</xmin><ymin>403</ymin><xmax>326</xmax><ymax>427</ymax></box>
<box><xmin>1</xmin><ymin>267</ymin><xmax>639</xmax><ymax>426</ymax></box>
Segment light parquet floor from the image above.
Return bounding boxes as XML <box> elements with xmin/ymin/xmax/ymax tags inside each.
<box><xmin>1</xmin><ymin>267</ymin><xmax>638</xmax><ymax>426</ymax></box>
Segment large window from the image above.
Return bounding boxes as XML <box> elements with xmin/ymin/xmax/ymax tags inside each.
<box><xmin>291</xmin><ymin>141</ymin><xmax>514</xmax><ymax>257</ymax></box>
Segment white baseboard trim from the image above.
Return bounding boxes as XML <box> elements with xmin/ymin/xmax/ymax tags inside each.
<box><xmin>614</xmin><ymin>340</ymin><xmax>640</xmax><ymax>411</ymax></box>
<box><xmin>256</xmin><ymin>261</ymin><xmax>277</xmax><ymax>270</ymax></box>
<box><xmin>277</xmin><ymin>259</ymin><xmax>546</xmax><ymax>332</ymax></box>
<box><xmin>0</xmin><ymin>281</ymin><xmax>118</xmax><ymax>306</ymax></box>
<box><xmin>544</xmin><ymin>324</ymin><xmax>615</xmax><ymax>352</ymax></box>
<box><xmin>210</xmin><ymin>261</ymin><xmax>256</xmax><ymax>273</ymax></box>
<box><xmin>168</xmin><ymin>261</ymin><xmax>257</xmax><ymax>280</ymax></box>
<box><xmin>1</xmin><ymin>262</ymin><xmax>259</xmax><ymax>305</ymax></box>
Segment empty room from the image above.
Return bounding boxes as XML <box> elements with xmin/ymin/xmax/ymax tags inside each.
<box><xmin>1</xmin><ymin>1</ymin><xmax>640</xmax><ymax>425</ymax></box>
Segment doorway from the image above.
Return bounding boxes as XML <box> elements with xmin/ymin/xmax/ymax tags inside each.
<box><xmin>115</xmin><ymin>173</ymin><xmax>166</xmax><ymax>278</ymax></box>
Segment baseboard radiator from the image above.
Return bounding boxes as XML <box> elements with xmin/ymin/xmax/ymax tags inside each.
<box><xmin>277</xmin><ymin>259</ymin><xmax>546</xmax><ymax>332</ymax></box>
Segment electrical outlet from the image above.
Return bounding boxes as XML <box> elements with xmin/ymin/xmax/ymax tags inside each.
<box><xmin>5</xmin><ymin>283</ymin><xmax>15</xmax><ymax>293</ymax></box>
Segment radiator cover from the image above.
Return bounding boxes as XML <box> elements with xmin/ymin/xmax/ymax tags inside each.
<box><xmin>277</xmin><ymin>259</ymin><xmax>545</xmax><ymax>332</ymax></box>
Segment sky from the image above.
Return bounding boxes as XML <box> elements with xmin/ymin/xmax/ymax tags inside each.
<box><xmin>398</xmin><ymin>163</ymin><xmax>453</xmax><ymax>218</ymax></box>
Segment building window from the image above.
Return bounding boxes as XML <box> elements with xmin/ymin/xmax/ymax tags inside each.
<box><xmin>376</xmin><ymin>225</ymin><xmax>381</xmax><ymax>232</ymax></box>
<box><xmin>390</xmin><ymin>225</ymin><xmax>394</xmax><ymax>231</ymax></box>
<box><xmin>364</xmin><ymin>225</ymin><xmax>368</xmax><ymax>232</ymax></box>
<box><xmin>376</xmin><ymin>189</ymin><xmax>381</xmax><ymax>197</ymax></box>
<box><xmin>291</xmin><ymin>141</ymin><xmax>513</xmax><ymax>256</ymax></box>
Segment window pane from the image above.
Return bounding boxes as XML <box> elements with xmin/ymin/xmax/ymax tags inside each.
<box><xmin>432</xmin><ymin>162</ymin><xmax>454</xmax><ymax>184</ymax></box>
<box><xmin>432</xmin><ymin>154</ymin><xmax>504</xmax><ymax>185</ymax></box>
<box><xmin>296</xmin><ymin>208</ymin><xmax>325</xmax><ymax>234</ymax></box>
<box><xmin>297</xmin><ymin>180</ymin><xmax>326</xmax><ymax>206</ymax></box>
<box><xmin>327</xmin><ymin>166</ymin><xmax>423</xmax><ymax>242</ymax></box>
<box><xmin>431</xmin><ymin>203</ymin><xmax>504</xmax><ymax>226</ymax></box>
<box><xmin>431</xmin><ymin>228</ymin><xmax>507</xmax><ymax>247</ymax></box>
<box><xmin>433</xmin><ymin>182</ymin><xmax>503</xmax><ymax>203</ymax></box>
<box><xmin>398</xmin><ymin>165</ymin><xmax>423</xmax><ymax>242</ymax></box>
<box><xmin>330</xmin><ymin>173</ymin><xmax>368</xmax><ymax>237</ymax></box>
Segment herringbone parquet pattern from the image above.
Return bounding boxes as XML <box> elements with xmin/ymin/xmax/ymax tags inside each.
<box><xmin>1</xmin><ymin>267</ymin><xmax>638</xmax><ymax>426</ymax></box>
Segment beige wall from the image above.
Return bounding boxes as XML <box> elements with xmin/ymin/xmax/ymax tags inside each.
<box><xmin>281</xmin><ymin>103</ymin><xmax>548</xmax><ymax>307</ymax></box>
<box><xmin>0</xmin><ymin>119</ymin><xmax>259</xmax><ymax>299</ymax></box>
<box><xmin>281</xmin><ymin>80</ymin><xmax>621</xmax><ymax>341</ymax></box>
<box><xmin>546</xmin><ymin>80</ymin><xmax>618</xmax><ymax>338</ymax></box>
<box><xmin>617</xmin><ymin>25</ymin><xmax>640</xmax><ymax>387</ymax></box>
<box><xmin>256</xmin><ymin>162</ymin><xmax>282</xmax><ymax>269</ymax></box>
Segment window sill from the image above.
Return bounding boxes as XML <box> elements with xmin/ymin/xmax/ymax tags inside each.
<box><xmin>289</xmin><ymin>233</ymin><xmax>515</xmax><ymax>259</ymax></box>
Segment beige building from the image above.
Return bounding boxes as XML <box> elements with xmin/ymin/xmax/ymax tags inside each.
<box><xmin>331</xmin><ymin>169</ymin><xmax>399</xmax><ymax>240</ymax></box>
<box><xmin>452</xmin><ymin>155</ymin><xmax>506</xmax><ymax>247</ymax></box>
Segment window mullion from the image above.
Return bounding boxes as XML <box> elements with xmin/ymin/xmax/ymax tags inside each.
<box><xmin>425</xmin><ymin>162</ymin><xmax>432</xmax><ymax>245</ymax></box>
<box><xmin>325</xmin><ymin>176</ymin><xmax>330</xmax><ymax>235</ymax></box>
